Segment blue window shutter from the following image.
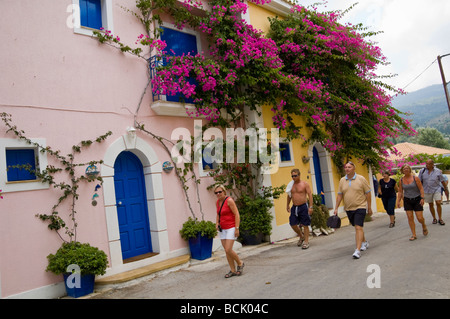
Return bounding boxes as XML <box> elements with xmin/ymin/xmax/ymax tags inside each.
<box><xmin>279</xmin><ymin>143</ymin><xmax>291</xmax><ymax>162</ymax></box>
<box><xmin>160</xmin><ymin>27</ymin><xmax>198</xmax><ymax>103</ymax></box>
<box><xmin>80</xmin><ymin>0</ymin><xmax>102</xmax><ymax>30</ymax></box>
<box><xmin>6</xmin><ymin>149</ymin><xmax>37</xmax><ymax>182</ymax></box>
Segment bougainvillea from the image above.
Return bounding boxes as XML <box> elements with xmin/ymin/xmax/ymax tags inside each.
<box><xmin>268</xmin><ymin>4</ymin><xmax>416</xmax><ymax>170</ymax></box>
<box><xmin>94</xmin><ymin>0</ymin><xmax>416</xmax><ymax>172</ymax></box>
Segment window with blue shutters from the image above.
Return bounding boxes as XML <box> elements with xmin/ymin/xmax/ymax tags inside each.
<box><xmin>6</xmin><ymin>149</ymin><xmax>37</xmax><ymax>182</ymax></box>
<box><xmin>278</xmin><ymin>141</ymin><xmax>295</xmax><ymax>167</ymax></box>
<box><xmin>279</xmin><ymin>142</ymin><xmax>291</xmax><ymax>162</ymax></box>
<box><xmin>79</xmin><ymin>0</ymin><xmax>102</xmax><ymax>30</ymax></box>
<box><xmin>160</xmin><ymin>27</ymin><xmax>199</xmax><ymax>104</ymax></box>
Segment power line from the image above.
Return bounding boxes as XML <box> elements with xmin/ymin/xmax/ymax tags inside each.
<box><xmin>402</xmin><ymin>59</ymin><xmax>437</xmax><ymax>91</ymax></box>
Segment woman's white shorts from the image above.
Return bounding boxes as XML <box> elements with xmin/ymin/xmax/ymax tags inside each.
<box><xmin>219</xmin><ymin>227</ymin><xmax>236</xmax><ymax>240</ymax></box>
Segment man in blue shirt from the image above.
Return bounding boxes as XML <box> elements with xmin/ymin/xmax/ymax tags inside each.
<box><xmin>419</xmin><ymin>159</ymin><xmax>446</xmax><ymax>225</ymax></box>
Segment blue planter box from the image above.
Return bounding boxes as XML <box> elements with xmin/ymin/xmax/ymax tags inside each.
<box><xmin>188</xmin><ymin>234</ymin><xmax>213</xmax><ymax>260</ymax></box>
<box><xmin>63</xmin><ymin>273</ymin><xmax>95</xmax><ymax>298</ymax></box>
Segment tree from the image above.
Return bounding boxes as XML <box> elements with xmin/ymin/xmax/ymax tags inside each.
<box><xmin>415</xmin><ymin>127</ymin><xmax>450</xmax><ymax>149</ymax></box>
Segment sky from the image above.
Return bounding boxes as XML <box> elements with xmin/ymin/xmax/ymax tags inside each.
<box><xmin>296</xmin><ymin>0</ymin><xmax>450</xmax><ymax>93</ymax></box>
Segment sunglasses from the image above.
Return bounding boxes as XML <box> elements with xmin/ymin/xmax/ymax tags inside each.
<box><xmin>214</xmin><ymin>191</ymin><xmax>223</xmax><ymax>195</ymax></box>
<box><xmin>291</xmin><ymin>175</ymin><xmax>298</xmax><ymax>178</ymax></box>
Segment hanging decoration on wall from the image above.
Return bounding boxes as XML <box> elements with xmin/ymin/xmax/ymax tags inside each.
<box><xmin>162</xmin><ymin>161</ymin><xmax>174</xmax><ymax>173</ymax></box>
<box><xmin>85</xmin><ymin>164</ymin><xmax>99</xmax><ymax>177</ymax></box>
<box><xmin>91</xmin><ymin>193</ymin><xmax>99</xmax><ymax>206</ymax></box>
<box><xmin>91</xmin><ymin>184</ymin><xmax>101</xmax><ymax>206</ymax></box>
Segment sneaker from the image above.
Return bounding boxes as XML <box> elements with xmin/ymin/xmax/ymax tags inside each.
<box><xmin>360</xmin><ymin>241</ymin><xmax>369</xmax><ymax>251</ymax></box>
<box><xmin>352</xmin><ymin>250</ymin><xmax>361</xmax><ymax>259</ymax></box>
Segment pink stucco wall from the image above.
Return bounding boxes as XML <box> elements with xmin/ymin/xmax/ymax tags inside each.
<box><xmin>0</xmin><ymin>0</ymin><xmax>217</xmax><ymax>298</ymax></box>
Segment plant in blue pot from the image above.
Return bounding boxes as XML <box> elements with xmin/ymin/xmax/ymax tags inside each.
<box><xmin>179</xmin><ymin>217</ymin><xmax>218</xmax><ymax>260</ymax></box>
<box><xmin>46</xmin><ymin>242</ymin><xmax>108</xmax><ymax>298</ymax></box>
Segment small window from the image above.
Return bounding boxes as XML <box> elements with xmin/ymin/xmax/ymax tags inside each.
<box><xmin>279</xmin><ymin>142</ymin><xmax>291</xmax><ymax>162</ymax></box>
<box><xmin>72</xmin><ymin>0</ymin><xmax>113</xmax><ymax>36</ymax></box>
<box><xmin>79</xmin><ymin>0</ymin><xmax>102</xmax><ymax>29</ymax></box>
<box><xmin>202</xmin><ymin>147</ymin><xmax>219</xmax><ymax>172</ymax></box>
<box><xmin>6</xmin><ymin>149</ymin><xmax>37</xmax><ymax>182</ymax></box>
<box><xmin>278</xmin><ymin>140</ymin><xmax>295</xmax><ymax>167</ymax></box>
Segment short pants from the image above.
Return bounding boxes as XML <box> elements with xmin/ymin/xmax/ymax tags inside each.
<box><xmin>404</xmin><ymin>196</ymin><xmax>423</xmax><ymax>212</ymax></box>
<box><xmin>424</xmin><ymin>192</ymin><xmax>441</xmax><ymax>203</ymax></box>
<box><xmin>289</xmin><ymin>204</ymin><xmax>311</xmax><ymax>226</ymax></box>
<box><xmin>346</xmin><ymin>208</ymin><xmax>366</xmax><ymax>227</ymax></box>
<box><xmin>219</xmin><ymin>227</ymin><xmax>236</xmax><ymax>240</ymax></box>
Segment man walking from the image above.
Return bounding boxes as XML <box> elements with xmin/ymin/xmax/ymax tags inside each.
<box><xmin>334</xmin><ymin>162</ymin><xmax>373</xmax><ymax>259</ymax></box>
<box><xmin>419</xmin><ymin>159</ymin><xmax>446</xmax><ymax>225</ymax></box>
<box><xmin>286</xmin><ymin>169</ymin><xmax>313</xmax><ymax>249</ymax></box>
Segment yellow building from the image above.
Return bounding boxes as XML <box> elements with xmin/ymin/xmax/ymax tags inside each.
<box><xmin>245</xmin><ymin>0</ymin><xmax>378</xmax><ymax>241</ymax></box>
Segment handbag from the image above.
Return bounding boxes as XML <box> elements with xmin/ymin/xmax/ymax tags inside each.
<box><xmin>327</xmin><ymin>215</ymin><xmax>341</xmax><ymax>229</ymax></box>
<box><xmin>217</xmin><ymin>196</ymin><xmax>229</xmax><ymax>232</ymax></box>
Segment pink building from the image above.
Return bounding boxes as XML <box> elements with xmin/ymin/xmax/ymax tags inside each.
<box><xmin>0</xmin><ymin>0</ymin><xmax>219</xmax><ymax>298</ymax></box>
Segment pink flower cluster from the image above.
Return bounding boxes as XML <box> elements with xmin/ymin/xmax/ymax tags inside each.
<box><xmin>149</xmin><ymin>0</ymin><xmax>415</xmax><ymax>164</ymax></box>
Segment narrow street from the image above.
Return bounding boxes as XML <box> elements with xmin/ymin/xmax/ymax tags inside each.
<box><xmin>92</xmin><ymin>206</ymin><xmax>450</xmax><ymax>301</ymax></box>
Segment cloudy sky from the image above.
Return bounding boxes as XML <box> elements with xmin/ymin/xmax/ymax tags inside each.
<box><xmin>296</xmin><ymin>0</ymin><xmax>450</xmax><ymax>93</ymax></box>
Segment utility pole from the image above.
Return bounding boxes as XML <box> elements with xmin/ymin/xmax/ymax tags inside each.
<box><xmin>437</xmin><ymin>53</ymin><xmax>450</xmax><ymax>113</ymax></box>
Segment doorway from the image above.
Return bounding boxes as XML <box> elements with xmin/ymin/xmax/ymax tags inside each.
<box><xmin>114</xmin><ymin>151</ymin><xmax>152</xmax><ymax>260</ymax></box>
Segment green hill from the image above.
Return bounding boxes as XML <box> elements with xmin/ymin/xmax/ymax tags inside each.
<box><xmin>392</xmin><ymin>84</ymin><xmax>450</xmax><ymax>134</ymax></box>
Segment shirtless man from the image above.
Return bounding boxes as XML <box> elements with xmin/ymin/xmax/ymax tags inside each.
<box><xmin>286</xmin><ymin>169</ymin><xmax>313</xmax><ymax>249</ymax></box>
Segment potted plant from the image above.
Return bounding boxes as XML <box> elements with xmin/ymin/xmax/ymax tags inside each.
<box><xmin>237</xmin><ymin>185</ymin><xmax>285</xmax><ymax>245</ymax></box>
<box><xmin>180</xmin><ymin>217</ymin><xmax>218</xmax><ymax>260</ymax></box>
<box><xmin>46</xmin><ymin>242</ymin><xmax>108</xmax><ymax>298</ymax></box>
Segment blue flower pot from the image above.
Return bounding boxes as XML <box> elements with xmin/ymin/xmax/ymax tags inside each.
<box><xmin>188</xmin><ymin>234</ymin><xmax>213</xmax><ymax>260</ymax></box>
<box><xmin>63</xmin><ymin>273</ymin><xmax>95</xmax><ymax>298</ymax></box>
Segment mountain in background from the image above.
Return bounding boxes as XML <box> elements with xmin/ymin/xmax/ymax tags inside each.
<box><xmin>392</xmin><ymin>84</ymin><xmax>450</xmax><ymax>134</ymax></box>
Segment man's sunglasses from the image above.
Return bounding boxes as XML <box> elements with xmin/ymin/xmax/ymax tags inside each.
<box><xmin>291</xmin><ymin>175</ymin><xmax>298</xmax><ymax>178</ymax></box>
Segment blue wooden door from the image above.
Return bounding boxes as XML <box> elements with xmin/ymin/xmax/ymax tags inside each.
<box><xmin>313</xmin><ymin>147</ymin><xmax>325</xmax><ymax>204</ymax></box>
<box><xmin>114</xmin><ymin>151</ymin><xmax>152</xmax><ymax>260</ymax></box>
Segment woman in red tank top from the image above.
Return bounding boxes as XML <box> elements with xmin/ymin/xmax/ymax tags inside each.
<box><xmin>214</xmin><ymin>185</ymin><xmax>245</xmax><ymax>278</ymax></box>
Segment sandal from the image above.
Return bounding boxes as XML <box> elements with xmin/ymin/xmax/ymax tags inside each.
<box><xmin>225</xmin><ymin>271</ymin><xmax>238</xmax><ymax>278</ymax></box>
<box><xmin>432</xmin><ymin>219</ymin><xmax>437</xmax><ymax>224</ymax></box>
<box><xmin>297</xmin><ymin>237</ymin><xmax>304</xmax><ymax>247</ymax></box>
<box><xmin>389</xmin><ymin>223</ymin><xmax>395</xmax><ymax>228</ymax></box>
<box><xmin>409</xmin><ymin>236</ymin><xmax>417</xmax><ymax>241</ymax></box>
<box><xmin>236</xmin><ymin>263</ymin><xmax>245</xmax><ymax>275</ymax></box>
<box><xmin>438</xmin><ymin>220</ymin><xmax>445</xmax><ymax>225</ymax></box>
<box><xmin>423</xmin><ymin>228</ymin><xmax>429</xmax><ymax>236</ymax></box>
<box><xmin>302</xmin><ymin>243</ymin><xmax>310</xmax><ymax>249</ymax></box>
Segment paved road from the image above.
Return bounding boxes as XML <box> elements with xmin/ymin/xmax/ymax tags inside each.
<box><xmin>92</xmin><ymin>206</ymin><xmax>450</xmax><ymax>300</ymax></box>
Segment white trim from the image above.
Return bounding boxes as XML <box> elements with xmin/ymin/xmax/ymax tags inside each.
<box><xmin>0</xmin><ymin>138</ymin><xmax>49</xmax><ymax>193</ymax></box>
<box><xmin>278</xmin><ymin>138</ymin><xmax>295</xmax><ymax>168</ymax></box>
<box><xmin>254</xmin><ymin>0</ymin><xmax>292</xmax><ymax>16</ymax></box>
<box><xmin>151</xmin><ymin>100</ymin><xmax>197</xmax><ymax>117</ymax></box>
<box><xmin>72</xmin><ymin>0</ymin><xmax>114</xmax><ymax>36</ymax></box>
<box><xmin>101</xmin><ymin>134</ymin><xmax>170</xmax><ymax>277</ymax></box>
<box><xmin>308</xmin><ymin>143</ymin><xmax>336</xmax><ymax>210</ymax></box>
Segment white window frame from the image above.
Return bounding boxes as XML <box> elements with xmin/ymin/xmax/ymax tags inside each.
<box><xmin>278</xmin><ymin>138</ymin><xmax>295</xmax><ymax>168</ymax></box>
<box><xmin>71</xmin><ymin>0</ymin><xmax>114</xmax><ymax>36</ymax></box>
<box><xmin>0</xmin><ymin>138</ymin><xmax>49</xmax><ymax>193</ymax></box>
